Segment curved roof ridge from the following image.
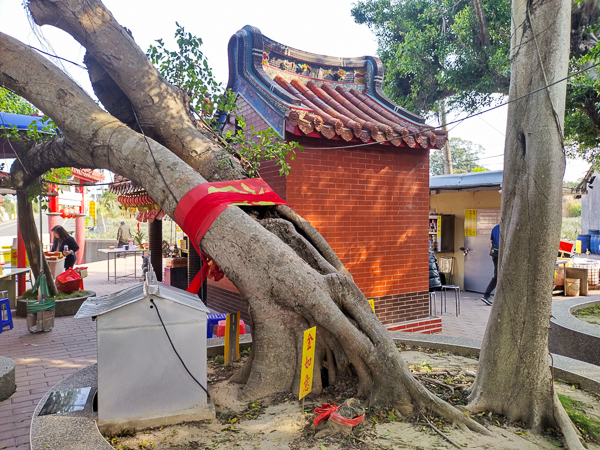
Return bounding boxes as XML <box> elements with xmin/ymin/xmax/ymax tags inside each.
<box><xmin>226</xmin><ymin>25</ymin><xmax>446</xmax><ymax>149</ymax></box>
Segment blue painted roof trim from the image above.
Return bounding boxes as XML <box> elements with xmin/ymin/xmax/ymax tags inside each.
<box><xmin>430</xmin><ymin>170</ymin><xmax>503</xmax><ymax>190</ymax></box>
<box><xmin>0</xmin><ymin>112</ymin><xmax>50</xmax><ymax>132</ymax></box>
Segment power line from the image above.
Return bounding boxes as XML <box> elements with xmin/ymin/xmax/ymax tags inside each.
<box><xmin>306</xmin><ymin>60</ymin><xmax>600</xmax><ymax>151</ymax></box>
<box><xmin>27</xmin><ymin>45</ymin><xmax>87</xmax><ymax>70</ymax></box>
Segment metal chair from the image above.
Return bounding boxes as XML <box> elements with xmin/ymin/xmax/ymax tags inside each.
<box><xmin>429</xmin><ymin>291</ymin><xmax>437</xmax><ymax>316</ymax></box>
<box><xmin>441</xmin><ymin>285</ymin><xmax>461</xmax><ymax>316</ymax></box>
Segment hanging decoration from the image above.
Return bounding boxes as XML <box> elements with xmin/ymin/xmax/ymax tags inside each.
<box><xmin>60</xmin><ymin>207</ymin><xmax>79</xmax><ymax>219</ymax></box>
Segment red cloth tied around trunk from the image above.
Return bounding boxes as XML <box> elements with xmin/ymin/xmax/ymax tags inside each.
<box><xmin>173</xmin><ymin>178</ymin><xmax>287</xmax><ymax>294</ymax></box>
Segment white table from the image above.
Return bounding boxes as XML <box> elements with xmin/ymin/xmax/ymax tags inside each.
<box><xmin>0</xmin><ymin>267</ymin><xmax>31</xmax><ymax>308</ymax></box>
<box><xmin>98</xmin><ymin>248</ymin><xmax>146</xmax><ymax>284</ymax></box>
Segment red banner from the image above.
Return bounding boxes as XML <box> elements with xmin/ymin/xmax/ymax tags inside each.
<box><xmin>173</xmin><ymin>178</ymin><xmax>287</xmax><ymax>294</ymax></box>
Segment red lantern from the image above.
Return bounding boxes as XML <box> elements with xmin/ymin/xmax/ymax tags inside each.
<box><xmin>60</xmin><ymin>207</ymin><xmax>67</xmax><ymax>219</ymax></box>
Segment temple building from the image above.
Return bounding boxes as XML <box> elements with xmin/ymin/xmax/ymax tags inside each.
<box><xmin>209</xmin><ymin>26</ymin><xmax>447</xmax><ymax>333</ymax></box>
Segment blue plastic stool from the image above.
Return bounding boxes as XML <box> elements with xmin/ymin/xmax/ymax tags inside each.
<box><xmin>207</xmin><ymin>313</ymin><xmax>227</xmax><ymax>338</ymax></box>
<box><xmin>0</xmin><ymin>298</ymin><xmax>13</xmax><ymax>333</ymax></box>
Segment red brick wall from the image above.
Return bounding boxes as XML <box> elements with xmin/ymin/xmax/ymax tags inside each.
<box><xmin>285</xmin><ymin>136</ymin><xmax>430</xmax><ymax>325</ymax></box>
<box><xmin>259</xmin><ymin>160</ymin><xmax>286</xmax><ymax>200</ymax></box>
<box><xmin>216</xmin><ymin>96</ymin><xmax>432</xmax><ymax>328</ymax></box>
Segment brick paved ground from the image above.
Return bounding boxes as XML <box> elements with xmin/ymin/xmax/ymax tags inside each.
<box><xmin>437</xmin><ymin>290</ymin><xmax>492</xmax><ymax>340</ymax></box>
<box><xmin>0</xmin><ymin>256</ymin><xmax>140</xmax><ymax>450</ymax></box>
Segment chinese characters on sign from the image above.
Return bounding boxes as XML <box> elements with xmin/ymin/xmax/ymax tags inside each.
<box><xmin>437</xmin><ymin>216</ymin><xmax>442</xmax><ymax>238</ymax></box>
<box><xmin>299</xmin><ymin>326</ymin><xmax>316</xmax><ymax>400</ymax></box>
<box><xmin>464</xmin><ymin>209</ymin><xmax>477</xmax><ymax>237</ymax></box>
<box><xmin>89</xmin><ymin>201</ymin><xmax>96</xmax><ymax>226</ymax></box>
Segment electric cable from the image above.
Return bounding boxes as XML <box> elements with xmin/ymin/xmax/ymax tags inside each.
<box><xmin>149</xmin><ymin>298</ymin><xmax>210</xmax><ymax>397</ymax></box>
<box><xmin>304</xmin><ymin>59</ymin><xmax>600</xmax><ymax>152</ymax></box>
<box><xmin>27</xmin><ymin>45</ymin><xmax>87</xmax><ymax>70</ymax></box>
<box><xmin>131</xmin><ymin>106</ymin><xmax>179</xmax><ymax>205</ymax></box>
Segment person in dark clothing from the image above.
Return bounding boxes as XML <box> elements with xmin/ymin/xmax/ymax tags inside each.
<box><xmin>481</xmin><ymin>224</ymin><xmax>500</xmax><ymax>305</ymax></box>
<box><xmin>429</xmin><ymin>251</ymin><xmax>442</xmax><ymax>290</ymax></box>
<box><xmin>51</xmin><ymin>225</ymin><xmax>79</xmax><ymax>270</ymax></box>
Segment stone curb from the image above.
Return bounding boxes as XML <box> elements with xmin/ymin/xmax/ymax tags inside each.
<box><xmin>549</xmin><ymin>297</ymin><xmax>600</xmax><ymax>367</ymax></box>
<box><xmin>390</xmin><ymin>331</ymin><xmax>600</xmax><ymax>395</ymax></box>
<box><xmin>0</xmin><ymin>355</ymin><xmax>16</xmax><ymax>402</ymax></box>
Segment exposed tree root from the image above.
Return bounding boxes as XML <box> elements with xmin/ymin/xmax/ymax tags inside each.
<box><xmin>553</xmin><ymin>394</ymin><xmax>587</xmax><ymax>450</ymax></box>
<box><xmin>275</xmin><ymin>205</ymin><xmax>353</xmax><ymax>279</ymax></box>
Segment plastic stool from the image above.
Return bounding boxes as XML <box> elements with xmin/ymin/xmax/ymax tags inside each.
<box><xmin>207</xmin><ymin>313</ymin><xmax>227</xmax><ymax>338</ymax></box>
<box><xmin>441</xmin><ymin>285</ymin><xmax>461</xmax><ymax>317</ymax></box>
<box><xmin>217</xmin><ymin>319</ymin><xmax>246</xmax><ymax>338</ymax></box>
<box><xmin>0</xmin><ymin>298</ymin><xmax>13</xmax><ymax>333</ymax></box>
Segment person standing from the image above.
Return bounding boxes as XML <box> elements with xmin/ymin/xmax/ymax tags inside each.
<box><xmin>116</xmin><ymin>221</ymin><xmax>131</xmax><ymax>248</ymax></box>
<box><xmin>51</xmin><ymin>225</ymin><xmax>79</xmax><ymax>270</ymax></box>
<box><xmin>481</xmin><ymin>224</ymin><xmax>500</xmax><ymax>305</ymax></box>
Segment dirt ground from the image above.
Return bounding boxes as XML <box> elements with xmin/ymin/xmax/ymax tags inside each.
<box><xmin>108</xmin><ymin>348</ymin><xmax>600</xmax><ymax>450</ymax></box>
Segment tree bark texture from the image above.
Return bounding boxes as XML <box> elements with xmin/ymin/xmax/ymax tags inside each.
<box><xmin>1</xmin><ymin>3</ymin><xmax>489</xmax><ymax>432</ymax></box>
<box><xmin>467</xmin><ymin>0</ymin><xmax>584</xmax><ymax>447</ymax></box>
<box><xmin>16</xmin><ymin>189</ymin><xmax>58</xmax><ymax>296</ymax></box>
<box><xmin>471</xmin><ymin>0</ymin><xmax>491</xmax><ymax>48</ymax></box>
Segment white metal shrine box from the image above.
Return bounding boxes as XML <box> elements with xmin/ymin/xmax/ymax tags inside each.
<box><xmin>75</xmin><ymin>269</ymin><xmax>214</xmax><ymax>433</ymax></box>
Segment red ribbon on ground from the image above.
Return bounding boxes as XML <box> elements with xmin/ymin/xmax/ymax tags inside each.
<box><xmin>173</xmin><ymin>178</ymin><xmax>287</xmax><ymax>294</ymax></box>
<box><xmin>313</xmin><ymin>403</ymin><xmax>339</xmax><ymax>427</ymax></box>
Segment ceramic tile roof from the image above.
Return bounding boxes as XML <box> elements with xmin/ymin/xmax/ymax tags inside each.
<box><xmin>71</xmin><ymin>168</ymin><xmax>104</xmax><ymax>182</ymax></box>
<box><xmin>226</xmin><ymin>26</ymin><xmax>447</xmax><ymax>150</ymax></box>
<box><xmin>108</xmin><ymin>175</ymin><xmax>144</xmax><ymax>195</ymax></box>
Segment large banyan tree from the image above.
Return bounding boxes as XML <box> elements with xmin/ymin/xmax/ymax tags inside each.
<box><xmin>0</xmin><ymin>0</ymin><xmax>587</xmax><ymax>447</ymax></box>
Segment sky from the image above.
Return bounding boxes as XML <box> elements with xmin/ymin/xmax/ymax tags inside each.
<box><xmin>0</xmin><ymin>0</ymin><xmax>590</xmax><ymax>181</ymax></box>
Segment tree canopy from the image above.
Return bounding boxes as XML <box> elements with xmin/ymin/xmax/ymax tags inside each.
<box><xmin>351</xmin><ymin>0</ymin><xmax>511</xmax><ymax>115</ymax></box>
<box><xmin>430</xmin><ymin>137</ymin><xmax>487</xmax><ymax>175</ymax></box>
<box><xmin>352</xmin><ymin>0</ymin><xmax>600</xmax><ymax>167</ymax></box>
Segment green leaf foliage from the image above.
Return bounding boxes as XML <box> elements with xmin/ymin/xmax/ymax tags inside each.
<box><xmin>353</xmin><ymin>0</ymin><xmax>600</xmax><ymax>168</ymax></box>
<box><xmin>148</xmin><ymin>24</ymin><xmax>302</xmax><ymax>177</ymax></box>
<box><xmin>146</xmin><ymin>23</ymin><xmax>237</xmax><ymax>121</ymax></box>
<box><xmin>225</xmin><ymin>121</ymin><xmax>302</xmax><ymax>177</ymax></box>
<box><xmin>430</xmin><ymin>137</ymin><xmax>487</xmax><ymax>175</ymax></box>
<box><xmin>351</xmin><ymin>0</ymin><xmax>511</xmax><ymax>116</ymax></box>
<box><xmin>0</xmin><ymin>87</ymin><xmax>38</xmax><ymax>115</ymax></box>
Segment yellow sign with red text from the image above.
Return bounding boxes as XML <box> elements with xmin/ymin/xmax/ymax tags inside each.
<box><xmin>299</xmin><ymin>326</ymin><xmax>316</xmax><ymax>400</ymax></box>
<box><xmin>368</xmin><ymin>299</ymin><xmax>375</xmax><ymax>312</ymax></box>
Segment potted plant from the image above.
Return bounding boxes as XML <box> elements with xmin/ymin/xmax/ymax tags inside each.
<box><xmin>132</xmin><ymin>229</ymin><xmax>146</xmax><ymax>247</ymax></box>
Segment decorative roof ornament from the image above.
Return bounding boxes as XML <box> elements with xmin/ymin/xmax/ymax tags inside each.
<box><xmin>226</xmin><ymin>25</ymin><xmax>447</xmax><ymax>149</ymax></box>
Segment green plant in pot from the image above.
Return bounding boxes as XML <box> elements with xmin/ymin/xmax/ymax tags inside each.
<box><xmin>132</xmin><ymin>229</ymin><xmax>146</xmax><ymax>246</ymax></box>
